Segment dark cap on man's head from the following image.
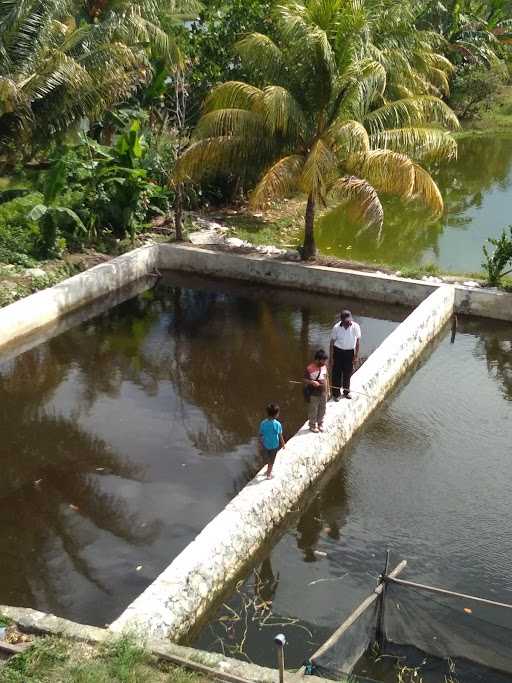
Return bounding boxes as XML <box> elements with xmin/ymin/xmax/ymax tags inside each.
<box><xmin>340</xmin><ymin>309</ymin><xmax>352</xmax><ymax>320</ymax></box>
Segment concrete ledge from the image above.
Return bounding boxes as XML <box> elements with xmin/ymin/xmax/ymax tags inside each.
<box><xmin>455</xmin><ymin>284</ymin><xmax>512</xmax><ymax>321</ymax></box>
<box><xmin>0</xmin><ymin>605</ymin><xmax>334</xmax><ymax>683</ymax></box>
<box><xmin>0</xmin><ymin>244</ymin><xmax>158</xmax><ymax>349</ymax></box>
<box><xmin>158</xmin><ymin>244</ymin><xmax>512</xmax><ymax>321</ymax></box>
<box><xmin>158</xmin><ymin>243</ymin><xmax>438</xmax><ymax>307</ymax></box>
<box><xmin>0</xmin><ymin>244</ymin><xmax>510</xmax><ymax>357</ymax></box>
<box><xmin>110</xmin><ymin>285</ymin><xmax>455</xmax><ymax>642</ymax></box>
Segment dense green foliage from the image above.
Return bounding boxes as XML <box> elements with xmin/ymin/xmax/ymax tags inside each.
<box><xmin>0</xmin><ymin>0</ymin><xmax>510</xmax><ymax>270</ymax></box>
<box><xmin>179</xmin><ymin>0</ymin><xmax>459</xmax><ymax>258</ymax></box>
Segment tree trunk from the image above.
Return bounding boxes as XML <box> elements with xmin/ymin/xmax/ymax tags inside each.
<box><xmin>302</xmin><ymin>193</ymin><xmax>316</xmax><ymax>260</ymax></box>
<box><xmin>174</xmin><ymin>183</ymin><xmax>183</xmax><ymax>241</ymax></box>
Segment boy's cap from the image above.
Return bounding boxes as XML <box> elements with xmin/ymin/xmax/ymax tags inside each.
<box><xmin>340</xmin><ymin>309</ymin><xmax>352</xmax><ymax>320</ymax></box>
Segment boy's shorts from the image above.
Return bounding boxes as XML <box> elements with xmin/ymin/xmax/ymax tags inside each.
<box><xmin>263</xmin><ymin>447</ymin><xmax>278</xmax><ymax>462</ymax></box>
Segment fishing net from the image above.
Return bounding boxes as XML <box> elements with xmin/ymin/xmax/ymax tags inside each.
<box><xmin>382</xmin><ymin>580</ymin><xmax>512</xmax><ymax>679</ymax></box>
<box><xmin>309</xmin><ymin>597</ymin><xmax>380</xmax><ymax>680</ymax></box>
<box><xmin>309</xmin><ymin>576</ymin><xmax>512</xmax><ymax>682</ymax></box>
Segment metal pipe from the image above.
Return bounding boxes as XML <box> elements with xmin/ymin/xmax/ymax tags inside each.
<box><xmin>274</xmin><ymin>634</ymin><xmax>286</xmax><ymax>683</ymax></box>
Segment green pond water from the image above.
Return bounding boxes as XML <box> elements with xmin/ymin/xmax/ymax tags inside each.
<box><xmin>316</xmin><ymin>134</ymin><xmax>512</xmax><ymax>273</ymax></box>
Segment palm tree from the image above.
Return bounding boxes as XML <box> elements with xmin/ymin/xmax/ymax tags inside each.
<box><xmin>419</xmin><ymin>0</ymin><xmax>512</xmax><ymax>65</ymax></box>
<box><xmin>0</xmin><ymin>0</ymin><xmax>198</xmax><ymax>153</ymax></box>
<box><xmin>178</xmin><ymin>0</ymin><xmax>459</xmax><ymax>259</ymax></box>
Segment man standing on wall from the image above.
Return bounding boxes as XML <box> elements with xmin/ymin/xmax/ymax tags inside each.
<box><xmin>329</xmin><ymin>310</ymin><xmax>361</xmax><ymax>401</ymax></box>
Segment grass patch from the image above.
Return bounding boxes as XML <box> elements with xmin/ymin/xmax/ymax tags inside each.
<box><xmin>1</xmin><ymin>635</ymin><xmax>208</xmax><ymax>683</ymax></box>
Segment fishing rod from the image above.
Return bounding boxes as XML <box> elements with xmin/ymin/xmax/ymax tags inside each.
<box><xmin>288</xmin><ymin>380</ymin><xmax>374</xmax><ymax>399</ymax></box>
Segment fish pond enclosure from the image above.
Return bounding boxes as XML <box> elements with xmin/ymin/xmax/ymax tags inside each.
<box><xmin>0</xmin><ymin>271</ymin><xmax>404</xmax><ymax>626</ymax></box>
<box><xmin>0</xmin><ymin>245</ymin><xmax>511</xmax><ymax>683</ymax></box>
<box><xmin>196</xmin><ymin>318</ymin><xmax>512</xmax><ymax>681</ymax></box>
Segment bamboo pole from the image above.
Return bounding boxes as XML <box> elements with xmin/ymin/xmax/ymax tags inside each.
<box><xmin>385</xmin><ymin>576</ymin><xmax>512</xmax><ymax>610</ymax></box>
<box><xmin>309</xmin><ymin>560</ymin><xmax>407</xmax><ymax>663</ymax></box>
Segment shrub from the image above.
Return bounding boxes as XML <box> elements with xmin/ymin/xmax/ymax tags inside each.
<box><xmin>0</xmin><ymin>192</ymin><xmax>43</xmax><ymax>264</ymax></box>
<box><xmin>482</xmin><ymin>225</ymin><xmax>512</xmax><ymax>286</ymax></box>
<box><xmin>449</xmin><ymin>63</ymin><xmax>507</xmax><ymax>120</ymax></box>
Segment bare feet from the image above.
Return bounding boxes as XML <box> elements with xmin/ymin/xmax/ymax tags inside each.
<box><xmin>318</xmin><ymin>424</ymin><xmax>324</xmax><ymax>432</ymax></box>
<box><xmin>310</xmin><ymin>426</ymin><xmax>319</xmax><ymax>433</ymax></box>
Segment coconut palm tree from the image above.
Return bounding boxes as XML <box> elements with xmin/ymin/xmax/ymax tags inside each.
<box><xmin>178</xmin><ymin>0</ymin><xmax>459</xmax><ymax>259</ymax></box>
<box><xmin>419</xmin><ymin>0</ymin><xmax>512</xmax><ymax>65</ymax></box>
<box><xmin>0</xmin><ymin>0</ymin><xmax>199</xmax><ymax>152</ymax></box>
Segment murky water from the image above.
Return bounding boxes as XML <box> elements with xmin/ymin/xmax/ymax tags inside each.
<box><xmin>0</xmin><ymin>272</ymin><xmax>404</xmax><ymax>626</ymax></box>
<box><xmin>197</xmin><ymin>318</ymin><xmax>512</xmax><ymax>677</ymax></box>
<box><xmin>317</xmin><ymin>135</ymin><xmax>512</xmax><ymax>273</ymax></box>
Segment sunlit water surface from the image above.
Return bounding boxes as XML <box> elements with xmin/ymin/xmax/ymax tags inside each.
<box><xmin>317</xmin><ymin>135</ymin><xmax>512</xmax><ymax>273</ymax></box>
<box><xmin>197</xmin><ymin>318</ymin><xmax>512</xmax><ymax>679</ymax></box>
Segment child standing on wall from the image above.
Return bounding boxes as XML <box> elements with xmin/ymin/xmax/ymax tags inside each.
<box><xmin>304</xmin><ymin>349</ymin><xmax>329</xmax><ymax>433</ymax></box>
<box><xmin>259</xmin><ymin>404</ymin><xmax>286</xmax><ymax>479</ymax></box>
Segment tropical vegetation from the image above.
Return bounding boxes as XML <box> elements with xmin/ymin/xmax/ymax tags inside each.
<box><xmin>0</xmin><ymin>0</ymin><xmax>510</xmax><ymax>285</ymax></box>
<box><xmin>178</xmin><ymin>0</ymin><xmax>459</xmax><ymax>258</ymax></box>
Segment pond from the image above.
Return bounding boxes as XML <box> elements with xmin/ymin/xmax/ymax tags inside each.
<box><xmin>0</xmin><ymin>272</ymin><xmax>405</xmax><ymax>626</ymax></box>
<box><xmin>316</xmin><ymin>134</ymin><xmax>512</xmax><ymax>274</ymax></box>
<box><xmin>196</xmin><ymin>317</ymin><xmax>512</xmax><ymax>680</ymax></box>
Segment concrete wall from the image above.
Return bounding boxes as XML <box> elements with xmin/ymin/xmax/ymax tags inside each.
<box><xmin>110</xmin><ymin>285</ymin><xmax>456</xmax><ymax>642</ymax></box>
<box><xmin>158</xmin><ymin>244</ymin><xmax>512</xmax><ymax>321</ymax></box>
<box><xmin>157</xmin><ymin>244</ymin><xmax>437</xmax><ymax>306</ymax></box>
<box><xmin>0</xmin><ymin>245</ymin><xmax>158</xmax><ymax>350</ymax></box>
<box><xmin>1</xmin><ymin>244</ymin><xmax>511</xmax><ymax>356</ymax></box>
<box><xmin>454</xmin><ymin>284</ymin><xmax>512</xmax><ymax>322</ymax></box>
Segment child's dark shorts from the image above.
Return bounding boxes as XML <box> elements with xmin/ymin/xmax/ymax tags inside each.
<box><xmin>263</xmin><ymin>447</ymin><xmax>278</xmax><ymax>462</ymax></box>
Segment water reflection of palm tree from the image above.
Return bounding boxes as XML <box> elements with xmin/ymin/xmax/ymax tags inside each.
<box><xmin>0</xmin><ymin>349</ymin><xmax>157</xmax><ymax>613</ymax></box>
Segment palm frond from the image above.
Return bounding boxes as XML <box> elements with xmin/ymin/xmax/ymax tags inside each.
<box><xmin>330</xmin><ymin>175</ymin><xmax>384</xmax><ymax>227</ymax></box>
<box><xmin>346</xmin><ymin>149</ymin><xmax>415</xmax><ymax>197</ymax></box>
<box><xmin>234</xmin><ymin>33</ymin><xmax>286</xmax><ymax>82</ymax></box>
<box><xmin>193</xmin><ymin>108</ymin><xmax>265</xmax><ymax>140</ymax></box>
<box><xmin>369</xmin><ymin>127</ymin><xmax>457</xmax><ymax>162</ymax></box>
<box><xmin>203</xmin><ymin>81</ymin><xmax>264</xmax><ymax>114</ymax></box>
<box><xmin>250</xmin><ymin>154</ymin><xmax>305</xmax><ymax>207</ymax></box>
<box><xmin>262</xmin><ymin>85</ymin><xmax>306</xmax><ymax>138</ymax></box>
<box><xmin>364</xmin><ymin>96</ymin><xmax>459</xmax><ymax>133</ymax></box>
<box><xmin>299</xmin><ymin>137</ymin><xmax>337</xmax><ymax>200</ymax></box>
<box><xmin>176</xmin><ymin>136</ymin><xmax>258</xmax><ymax>182</ymax></box>
<box><xmin>411</xmin><ymin>163</ymin><xmax>444</xmax><ymax>217</ymax></box>
<box><xmin>327</xmin><ymin>119</ymin><xmax>370</xmax><ymax>157</ymax></box>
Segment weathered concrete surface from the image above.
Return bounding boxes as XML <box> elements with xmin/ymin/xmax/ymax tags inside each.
<box><xmin>158</xmin><ymin>243</ymin><xmax>437</xmax><ymax>307</ymax></box>
<box><xmin>110</xmin><ymin>285</ymin><xmax>455</xmax><ymax>642</ymax></box>
<box><xmin>158</xmin><ymin>243</ymin><xmax>512</xmax><ymax>320</ymax></box>
<box><xmin>0</xmin><ymin>244</ymin><xmax>158</xmax><ymax>350</ymax></box>
<box><xmin>455</xmin><ymin>283</ymin><xmax>512</xmax><ymax>321</ymax></box>
<box><xmin>0</xmin><ymin>605</ymin><xmax>334</xmax><ymax>683</ymax></box>
<box><xmin>0</xmin><ymin>276</ymin><xmax>154</xmax><ymax>365</ymax></box>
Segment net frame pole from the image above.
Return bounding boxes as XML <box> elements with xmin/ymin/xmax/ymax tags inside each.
<box><xmin>310</xmin><ymin>560</ymin><xmax>407</xmax><ymax>664</ymax></box>
<box><xmin>376</xmin><ymin>550</ymin><xmax>391</xmax><ymax>649</ymax></box>
<box><xmin>385</xmin><ymin>576</ymin><xmax>512</xmax><ymax>610</ymax></box>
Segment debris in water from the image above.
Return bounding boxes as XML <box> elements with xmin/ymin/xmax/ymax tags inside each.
<box><xmin>313</xmin><ymin>550</ymin><xmax>327</xmax><ymax>558</ymax></box>
<box><xmin>136</xmin><ymin>565</ymin><xmax>143</xmax><ymax>572</ymax></box>
<box><xmin>69</xmin><ymin>504</ymin><xmax>79</xmax><ymax>511</ymax></box>
<box><xmin>96</xmin><ymin>467</ymin><xmax>105</xmax><ymax>472</ymax></box>
<box><xmin>464</xmin><ymin>607</ymin><xmax>472</xmax><ymax>614</ymax></box>
<box><xmin>33</xmin><ymin>479</ymin><xmax>43</xmax><ymax>487</ymax></box>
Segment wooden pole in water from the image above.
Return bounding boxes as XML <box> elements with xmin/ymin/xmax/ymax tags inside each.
<box><xmin>309</xmin><ymin>560</ymin><xmax>407</xmax><ymax>664</ymax></box>
<box><xmin>376</xmin><ymin>549</ymin><xmax>391</xmax><ymax>649</ymax></box>
<box><xmin>386</xmin><ymin>576</ymin><xmax>512</xmax><ymax>610</ymax></box>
